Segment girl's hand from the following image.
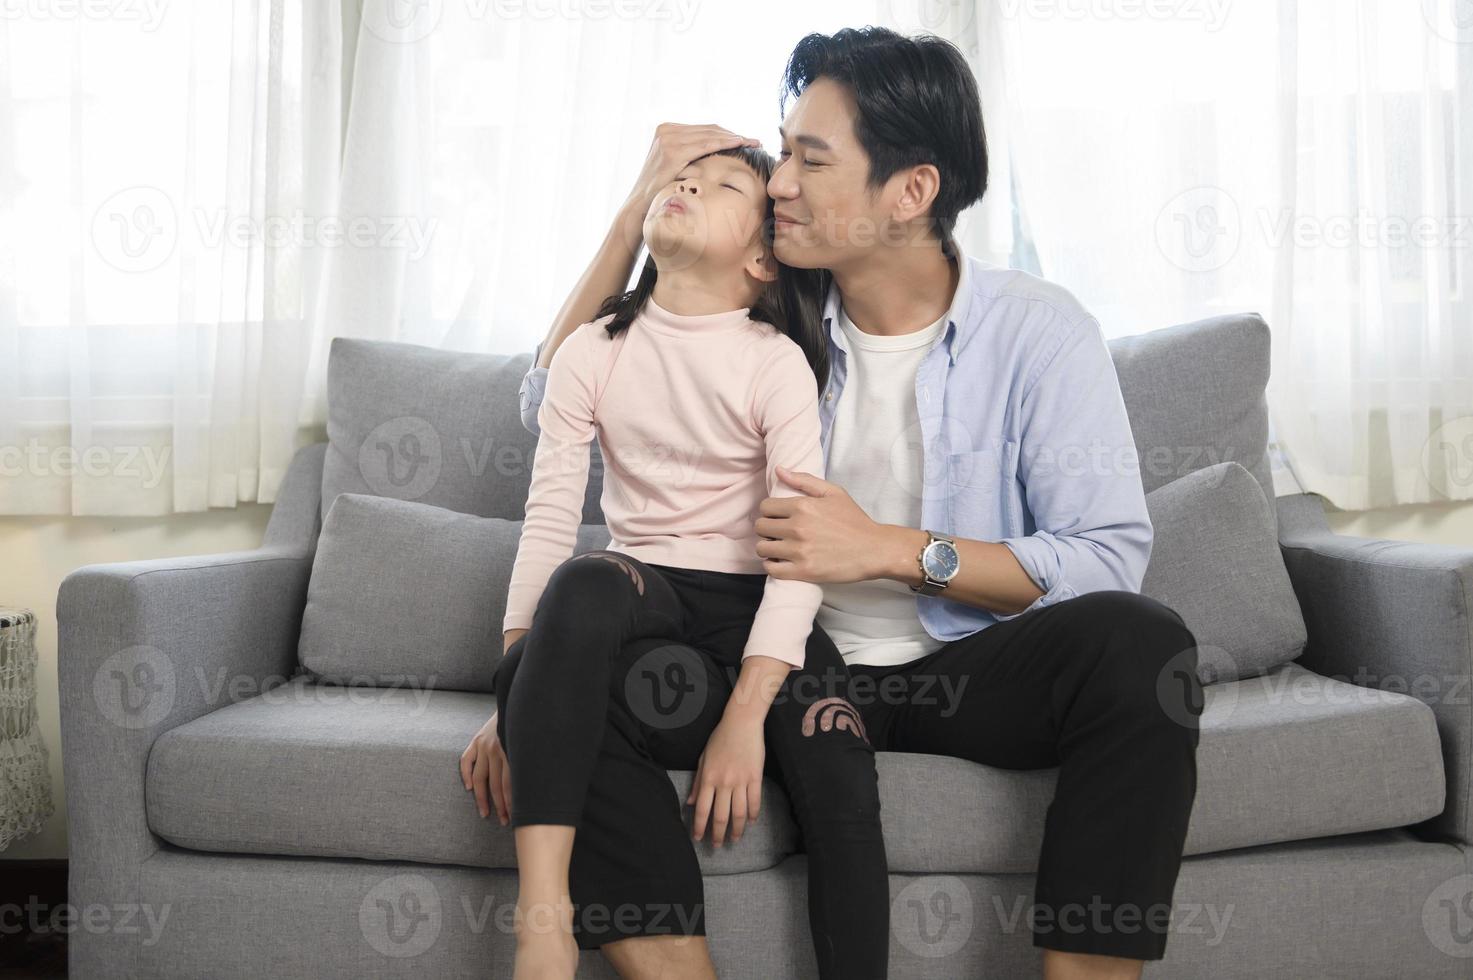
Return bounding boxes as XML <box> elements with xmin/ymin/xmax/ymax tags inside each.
<box><xmin>625</xmin><ymin>123</ymin><xmax>763</xmax><ymax>218</ymax></box>
<box><xmin>503</xmin><ymin>628</ymin><xmax>528</xmax><ymax>655</ymax></box>
<box><xmin>460</xmin><ymin>711</ymin><xmax>512</xmax><ymax>825</ymax></box>
<box><xmin>686</xmin><ymin>713</ymin><xmax>764</xmax><ymax>846</ymax></box>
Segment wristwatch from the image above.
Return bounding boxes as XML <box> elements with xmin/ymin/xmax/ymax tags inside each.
<box><xmin>910</xmin><ymin>529</ymin><xmax>960</xmax><ymax>596</ymax></box>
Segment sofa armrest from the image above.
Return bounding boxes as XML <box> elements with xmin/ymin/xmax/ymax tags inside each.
<box><xmin>55</xmin><ymin>439</ymin><xmax>327</xmax><ymax>977</ymax></box>
<box><xmin>57</xmin><ymin>544</ymin><xmax>313</xmax><ymax>978</ymax></box>
<box><xmin>1277</xmin><ymin>492</ymin><xmax>1473</xmax><ymax>845</ymax></box>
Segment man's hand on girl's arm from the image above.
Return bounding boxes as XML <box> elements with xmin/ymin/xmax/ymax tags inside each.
<box><xmin>756</xmin><ymin>464</ymin><xmax>1045</xmax><ymax>617</ymax></box>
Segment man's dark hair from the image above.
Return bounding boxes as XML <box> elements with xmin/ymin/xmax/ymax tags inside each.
<box><xmin>780</xmin><ymin>26</ymin><xmax>988</xmax><ymax>257</ymax></box>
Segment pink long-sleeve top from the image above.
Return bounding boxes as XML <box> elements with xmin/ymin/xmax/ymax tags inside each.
<box><xmin>502</xmin><ymin>298</ymin><xmax>826</xmax><ymax>668</ymax></box>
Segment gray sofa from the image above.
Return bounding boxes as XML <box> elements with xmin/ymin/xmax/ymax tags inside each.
<box><xmin>58</xmin><ymin>313</ymin><xmax>1473</xmax><ymax>979</ymax></box>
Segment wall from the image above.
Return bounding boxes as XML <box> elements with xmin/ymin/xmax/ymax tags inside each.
<box><xmin>0</xmin><ymin>505</ymin><xmax>273</xmax><ymax>860</ymax></box>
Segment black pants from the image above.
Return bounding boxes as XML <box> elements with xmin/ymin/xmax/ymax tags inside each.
<box><xmin>841</xmin><ymin>589</ymin><xmax>1202</xmax><ymax>962</ymax></box>
<box><xmin>494</xmin><ymin>549</ymin><xmax>888</xmax><ymax>979</ymax></box>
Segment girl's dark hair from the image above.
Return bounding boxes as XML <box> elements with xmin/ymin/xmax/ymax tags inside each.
<box><xmin>779</xmin><ymin>26</ymin><xmax>988</xmax><ymax>259</ymax></box>
<box><xmin>593</xmin><ymin>145</ymin><xmax>830</xmax><ymax>391</ymax></box>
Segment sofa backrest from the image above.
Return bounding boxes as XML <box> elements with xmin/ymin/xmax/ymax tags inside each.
<box><xmin>1108</xmin><ymin>313</ymin><xmax>1274</xmax><ymax>518</ymax></box>
<box><xmin>320</xmin><ymin>337</ymin><xmax>606</xmax><ymax>526</ymax></box>
<box><xmin>319</xmin><ymin>312</ymin><xmax>1275</xmax><ymax>531</ymax></box>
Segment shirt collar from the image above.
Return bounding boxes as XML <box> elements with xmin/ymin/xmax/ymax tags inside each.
<box><xmin>822</xmin><ymin>251</ymin><xmax>973</xmax><ymax>366</ymax></box>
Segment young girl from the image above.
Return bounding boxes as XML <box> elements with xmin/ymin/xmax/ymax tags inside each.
<box><xmin>463</xmin><ymin>139</ymin><xmax>888</xmax><ymax>979</ymax></box>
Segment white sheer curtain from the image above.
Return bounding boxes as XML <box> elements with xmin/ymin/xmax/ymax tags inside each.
<box><xmin>1</xmin><ymin>0</ymin><xmax>869</xmax><ymax>515</ymax></box>
<box><xmin>12</xmin><ymin>2</ymin><xmax>1463</xmax><ymax>516</ymax></box>
<box><xmin>954</xmin><ymin>0</ymin><xmax>1473</xmax><ymax>511</ymax></box>
<box><xmin>1</xmin><ymin>0</ymin><xmax>329</xmax><ymax>514</ymax></box>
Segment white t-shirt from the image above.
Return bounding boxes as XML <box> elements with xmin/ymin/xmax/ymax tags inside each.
<box><xmin>817</xmin><ymin>303</ymin><xmax>950</xmax><ymax>668</ymax></box>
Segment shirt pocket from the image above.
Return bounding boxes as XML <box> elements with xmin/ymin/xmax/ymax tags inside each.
<box><xmin>945</xmin><ymin>439</ymin><xmax>1021</xmax><ymax>538</ymax></box>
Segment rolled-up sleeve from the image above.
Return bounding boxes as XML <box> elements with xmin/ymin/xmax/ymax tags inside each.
<box><xmin>519</xmin><ymin>339</ymin><xmax>549</xmax><ymax>436</ymax></box>
<box><xmin>994</xmin><ymin>315</ymin><xmax>1153</xmax><ymax>620</ymax></box>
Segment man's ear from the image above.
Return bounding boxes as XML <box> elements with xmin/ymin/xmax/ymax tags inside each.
<box><xmin>746</xmin><ymin>246</ymin><xmax>780</xmax><ymax>284</ymax></box>
<box><xmin>892</xmin><ymin>163</ymin><xmax>942</xmax><ymax>226</ymax></box>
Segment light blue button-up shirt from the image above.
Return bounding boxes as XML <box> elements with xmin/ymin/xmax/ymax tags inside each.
<box><xmin>519</xmin><ymin>252</ymin><xmax>1153</xmax><ymax>644</ymax></box>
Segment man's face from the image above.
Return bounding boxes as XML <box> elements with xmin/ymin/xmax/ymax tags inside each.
<box><xmin>767</xmin><ymin>76</ymin><xmax>892</xmax><ymax>271</ymax></box>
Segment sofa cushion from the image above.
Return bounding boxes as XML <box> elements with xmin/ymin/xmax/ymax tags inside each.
<box><xmin>877</xmin><ymin>663</ymin><xmax>1444</xmax><ymax>873</ymax></box>
<box><xmin>297</xmin><ymin>492</ymin><xmax>612</xmax><ymax>692</ymax></box>
<box><xmin>1106</xmin><ymin>313</ymin><xmax>1274</xmax><ymax>519</ymax></box>
<box><xmin>1140</xmin><ymin>461</ymin><xmax>1308</xmax><ymax>682</ymax></box>
<box><xmin>145</xmin><ymin>675</ymin><xmax>797</xmax><ymax>876</ymax></box>
<box><xmin>321</xmin><ymin>337</ymin><xmax>605</xmax><ymax>524</ymax></box>
<box><xmin>148</xmin><ymin>664</ymin><xmax>1442</xmax><ymax>878</ymax></box>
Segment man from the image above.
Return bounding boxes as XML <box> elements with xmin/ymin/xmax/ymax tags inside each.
<box><xmin>514</xmin><ymin>27</ymin><xmax>1200</xmax><ymax>980</ymax></box>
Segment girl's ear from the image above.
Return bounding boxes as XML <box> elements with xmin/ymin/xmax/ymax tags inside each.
<box><xmin>746</xmin><ymin>246</ymin><xmax>779</xmax><ymax>284</ymax></box>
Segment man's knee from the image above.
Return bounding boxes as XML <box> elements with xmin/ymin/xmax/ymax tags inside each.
<box><xmin>1069</xmin><ymin>591</ymin><xmax>1195</xmax><ymax>659</ymax></box>
<box><xmin>1073</xmin><ymin>591</ymin><xmax>1202</xmax><ymax>728</ymax></box>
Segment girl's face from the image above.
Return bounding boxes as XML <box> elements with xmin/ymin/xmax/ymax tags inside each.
<box><xmin>642</xmin><ymin>153</ymin><xmax>774</xmax><ymax>279</ymax></box>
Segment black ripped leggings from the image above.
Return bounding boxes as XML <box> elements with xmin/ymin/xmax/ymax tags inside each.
<box><xmin>494</xmin><ymin>549</ymin><xmax>889</xmax><ymax>979</ymax></box>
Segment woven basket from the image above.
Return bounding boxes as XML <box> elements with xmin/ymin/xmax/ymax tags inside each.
<box><xmin>0</xmin><ymin>608</ymin><xmax>54</xmax><ymax>850</ymax></box>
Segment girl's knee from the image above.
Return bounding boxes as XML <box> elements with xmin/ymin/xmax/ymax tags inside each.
<box><xmin>534</xmin><ymin>551</ymin><xmax>651</xmax><ymax>631</ymax></box>
<box><xmin>493</xmin><ymin>640</ymin><xmax>525</xmax><ymax>697</ymax></box>
<box><xmin>552</xmin><ymin>549</ymin><xmax>649</xmax><ymax>596</ymax></box>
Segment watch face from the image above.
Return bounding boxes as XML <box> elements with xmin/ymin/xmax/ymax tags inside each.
<box><xmin>923</xmin><ymin>540</ymin><xmax>960</xmax><ymax>581</ymax></box>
